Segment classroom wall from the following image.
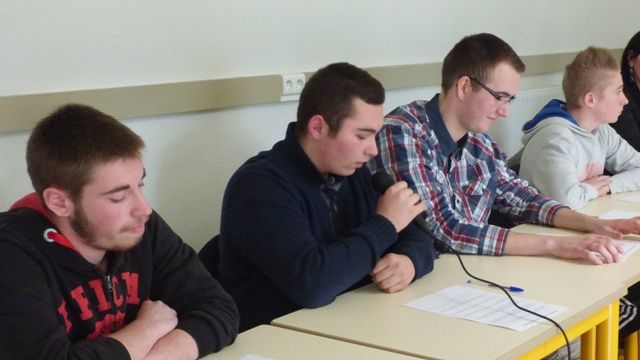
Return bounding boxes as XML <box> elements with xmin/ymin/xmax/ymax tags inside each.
<box><xmin>0</xmin><ymin>2</ymin><xmax>638</xmax><ymax>250</ymax></box>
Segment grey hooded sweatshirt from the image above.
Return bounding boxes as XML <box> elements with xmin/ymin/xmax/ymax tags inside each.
<box><xmin>516</xmin><ymin>99</ymin><xmax>640</xmax><ymax>209</ymax></box>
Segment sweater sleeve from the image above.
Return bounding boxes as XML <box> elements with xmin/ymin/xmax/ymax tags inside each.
<box><xmin>490</xmin><ymin>141</ymin><xmax>565</xmax><ymax>226</ymax></box>
<box><xmin>519</xmin><ymin>125</ymin><xmax>598</xmax><ymax>209</ymax></box>
<box><xmin>221</xmin><ymin>167</ymin><xmax>398</xmax><ymax>309</ymax></box>
<box><xmin>385</xmin><ymin>222</ymin><xmax>435</xmax><ymax>280</ymax></box>
<box><xmin>147</xmin><ymin>213</ymin><xmax>239</xmax><ymax>357</ymax></box>
<box><xmin>0</xmin><ymin>241</ymin><xmax>130</xmax><ymax>360</ymax></box>
<box><xmin>601</xmin><ymin>125</ymin><xmax>640</xmax><ymax>193</ymax></box>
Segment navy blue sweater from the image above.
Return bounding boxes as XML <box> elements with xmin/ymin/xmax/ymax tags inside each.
<box><xmin>218</xmin><ymin>123</ymin><xmax>435</xmax><ymax>331</ymax></box>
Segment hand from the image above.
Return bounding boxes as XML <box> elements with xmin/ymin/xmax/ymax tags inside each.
<box><xmin>136</xmin><ymin>300</ymin><xmax>178</xmax><ymax>339</ymax></box>
<box><xmin>548</xmin><ymin>234</ymin><xmax>622</xmax><ymax>265</ymax></box>
<box><xmin>376</xmin><ymin>181</ymin><xmax>426</xmax><ymax>232</ymax></box>
<box><xmin>593</xmin><ymin>217</ymin><xmax>640</xmax><ymax>238</ymax></box>
<box><xmin>371</xmin><ymin>253</ymin><xmax>415</xmax><ymax>293</ymax></box>
<box><xmin>582</xmin><ymin>175</ymin><xmax>611</xmax><ymax>197</ymax></box>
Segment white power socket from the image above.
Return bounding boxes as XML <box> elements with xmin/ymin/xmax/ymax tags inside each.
<box><xmin>280</xmin><ymin>73</ymin><xmax>306</xmax><ymax>101</ymax></box>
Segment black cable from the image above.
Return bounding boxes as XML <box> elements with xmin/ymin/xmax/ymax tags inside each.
<box><xmin>370</xmin><ymin>172</ymin><xmax>572</xmax><ymax>357</ymax></box>
<box><xmin>438</xmin><ymin>240</ymin><xmax>572</xmax><ymax>359</ymax></box>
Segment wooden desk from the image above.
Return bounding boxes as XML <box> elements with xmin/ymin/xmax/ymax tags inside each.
<box><xmin>510</xmin><ymin>191</ymin><xmax>640</xmax><ymax>358</ymax></box>
<box><xmin>201</xmin><ymin>325</ymin><xmax>417</xmax><ymax>359</ymax></box>
<box><xmin>512</xmin><ymin>191</ymin><xmax>640</xmax><ymax>288</ymax></box>
<box><xmin>273</xmin><ymin>255</ymin><xmax>625</xmax><ymax>359</ymax></box>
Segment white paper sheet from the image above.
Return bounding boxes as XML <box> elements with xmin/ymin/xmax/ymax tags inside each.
<box><xmin>241</xmin><ymin>355</ymin><xmax>276</xmax><ymax>360</ymax></box>
<box><xmin>619</xmin><ymin>194</ymin><xmax>640</xmax><ymax>203</ymax></box>
<box><xmin>592</xmin><ymin>238</ymin><xmax>640</xmax><ymax>261</ymax></box>
<box><xmin>404</xmin><ymin>285</ymin><xmax>566</xmax><ymax>331</ymax></box>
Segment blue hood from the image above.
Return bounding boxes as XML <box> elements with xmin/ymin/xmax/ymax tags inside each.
<box><xmin>522</xmin><ymin>99</ymin><xmax>577</xmax><ymax>131</ymax></box>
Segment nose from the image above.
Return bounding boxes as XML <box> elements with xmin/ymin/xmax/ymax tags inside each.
<box><xmin>623</xmin><ymin>94</ymin><xmax>629</xmax><ymax>106</ymax></box>
<box><xmin>132</xmin><ymin>189</ymin><xmax>152</xmax><ymax>217</ymax></box>
<box><xmin>497</xmin><ymin>102</ymin><xmax>510</xmax><ymax>118</ymax></box>
<box><xmin>366</xmin><ymin>137</ymin><xmax>378</xmax><ymax>157</ymax></box>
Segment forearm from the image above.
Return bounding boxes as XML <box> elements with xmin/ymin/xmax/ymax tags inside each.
<box><xmin>550</xmin><ymin>208</ymin><xmax>600</xmax><ymax>233</ymax></box>
<box><xmin>143</xmin><ymin>329</ymin><xmax>198</xmax><ymax>360</ymax></box>
<box><xmin>610</xmin><ymin>169</ymin><xmax>640</xmax><ymax>193</ymax></box>
<box><xmin>503</xmin><ymin>231</ymin><xmax>554</xmax><ymax>256</ymax></box>
<box><xmin>107</xmin><ymin>319</ymin><xmax>171</xmax><ymax>360</ymax></box>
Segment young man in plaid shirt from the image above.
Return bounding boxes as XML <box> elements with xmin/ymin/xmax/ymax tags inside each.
<box><xmin>370</xmin><ymin>33</ymin><xmax>640</xmax><ymax>264</ymax></box>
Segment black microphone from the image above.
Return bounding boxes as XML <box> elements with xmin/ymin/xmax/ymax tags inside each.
<box><xmin>371</xmin><ymin>171</ymin><xmax>431</xmax><ymax>233</ymax></box>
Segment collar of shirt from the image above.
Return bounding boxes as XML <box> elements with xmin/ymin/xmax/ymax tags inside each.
<box><xmin>278</xmin><ymin>122</ymin><xmax>346</xmax><ymax>189</ymax></box>
<box><xmin>424</xmin><ymin>93</ymin><xmax>468</xmax><ymax>159</ymax></box>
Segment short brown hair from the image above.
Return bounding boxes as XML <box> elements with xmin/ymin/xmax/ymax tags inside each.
<box><xmin>295</xmin><ymin>62</ymin><xmax>384</xmax><ymax>139</ymax></box>
<box><xmin>441</xmin><ymin>33</ymin><xmax>525</xmax><ymax>91</ymax></box>
<box><xmin>27</xmin><ymin>104</ymin><xmax>145</xmax><ymax>200</ymax></box>
<box><xmin>563</xmin><ymin>46</ymin><xmax>619</xmax><ymax>108</ymax></box>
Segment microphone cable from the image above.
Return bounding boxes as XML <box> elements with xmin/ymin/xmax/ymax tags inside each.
<box><xmin>436</xmin><ymin>239</ymin><xmax>571</xmax><ymax>359</ymax></box>
<box><xmin>371</xmin><ymin>171</ymin><xmax>571</xmax><ymax>358</ymax></box>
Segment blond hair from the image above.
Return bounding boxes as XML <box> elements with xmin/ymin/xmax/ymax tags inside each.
<box><xmin>562</xmin><ymin>46</ymin><xmax>619</xmax><ymax>108</ymax></box>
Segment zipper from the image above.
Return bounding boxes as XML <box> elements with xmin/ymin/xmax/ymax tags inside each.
<box><xmin>104</xmin><ymin>274</ymin><xmax>113</xmax><ymax>298</ymax></box>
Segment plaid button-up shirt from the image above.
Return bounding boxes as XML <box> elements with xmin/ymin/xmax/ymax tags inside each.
<box><xmin>369</xmin><ymin>94</ymin><xmax>565</xmax><ymax>255</ymax></box>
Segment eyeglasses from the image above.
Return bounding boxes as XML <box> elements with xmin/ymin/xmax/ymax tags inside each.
<box><xmin>469</xmin><ymin>77</ymin><xmax>516</xmax><ymax>105</ymax></box>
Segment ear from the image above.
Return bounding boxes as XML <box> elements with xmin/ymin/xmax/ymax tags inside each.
<box><xmin>306</xmin><ymin>114</ymin><xmax>327</xmax><ymax>140</ymax></box>
<box><xmin>42</xmin><ymin>187</ymin><xmax>74</xmax><ymax>218</ymax></box>
<box><xmin>628</xmin><ymin>51</ymin><xmax>637</xmax><ymax>67</ymax></box>
<box><xmin>455</xmin><ymin>76</ymin><xmax>472</xmax><ymax>100</ymax></box>
<box><xmin>582</xmin><ymin>91</ymin><xmax>596</xmax><ymax>108</ymax></box>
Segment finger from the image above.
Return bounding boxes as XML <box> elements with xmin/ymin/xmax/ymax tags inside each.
<box><xmin>610</xmin><ymin>240</ymin><xmax>624</xmax><ymax>254</ymax></box>
<box><xmin>371</xmin><ymin>258</ymin><xmax>389</xmax><ymax>275</ymax></box>
<box><xmin>592</xmin><ymin>243</ymin><xmax>614</xmax><ymax>264</ymax></box>
<box><xmin>372</xmin><ymin>266</ymin><xmax>394</xmax><ymax>284</ymax></box>
<box><xmin>385</xmin><ymin>281</ymin><xmax>408</xmax><ymax>293</ymax></box>
<box><xmin>377</xmin><ymin>275</ymin><xmax>402</xmax><ymax>292</ymax></box>
<box><xmin>408</xmin><ymin>192</ymin><xmax>421</xmax><ymax>205</ymax></box>
<box><xmin>585</xmin><ymin>250</ymin><xmax>604</xmax><ymax>265</ymax></box>
<box><xmin>389</xmin><ymin>181</ymin><xmax>408</xmax><ymax>191</ymax></box>
<box><xmin>605</xmin><ymin>242</ymin><xmax>622</xmax><ymax>263</ymax></box>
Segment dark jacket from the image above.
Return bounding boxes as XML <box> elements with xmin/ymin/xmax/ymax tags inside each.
<box><xmin>0</xmin><ymin>196</ymin><xmax>239</xmax><ymax>359</ymax></box>
<box><xmin>611</xmin><ymin>83</ymin><xmax>640</xmax><ymax>151</ymax></box>
<box><xmin>217</xmin><ymin>123</ymin><xmax>435</xmax><ymax>331</ymax></box>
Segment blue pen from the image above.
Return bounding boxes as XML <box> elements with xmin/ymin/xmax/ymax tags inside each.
<box><xmin>466</xmin><ymin>279</ymin><xmax>524</xmax><ymax>293</ymax></box>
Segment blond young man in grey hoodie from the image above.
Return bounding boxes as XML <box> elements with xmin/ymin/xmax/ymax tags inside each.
<box><xmin>515</xmin><ymin>46</ymin><xmax>640</xmax><ymax>341</ymax></box>
<box><xmin>516</xmin><ymin>47</ymin><xmax>640</xmax><ymax>210</ymax></box>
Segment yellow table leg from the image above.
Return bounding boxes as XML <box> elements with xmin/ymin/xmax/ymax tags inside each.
<box><xmin>519</xmin><ymin>303</ymin><xmax>612</xmax><ymax>359</ymax></box>
<box><xmin>596</xmin><ymin>299</ymin><xmax>619</xmax><ymax>360</ymax></box>
<box><xmin>582</xmin><ymin>328</ymin><xmax>596</xmax><ymax>360</ymax></box>
<box><xmin>624</xmin><ymin>331</ymin><xmax>638</xmax><ymax>360</ymax></box>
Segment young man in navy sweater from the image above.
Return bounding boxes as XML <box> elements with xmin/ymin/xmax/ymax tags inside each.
<box><xmin>217</xmin><ymin>62</ymin><xmax>436</xmax><ymax>331</ymax></box>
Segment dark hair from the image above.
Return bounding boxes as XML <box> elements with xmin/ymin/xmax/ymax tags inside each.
<box><xmin>441</xmin><ymin>33</ymin><xmax>525</xmax><ymax>91</ymax></box>
<box><xmin>622</xmin><ymin>31</ymin><xmax>640</xmax><ymax>87</ymax></box>
<box><xmin>295</xmin><ymin>62</ymin><xmax>385</xmax><ymax>139</ymax></box>
<box><xmin>27</xmin><ymin>104</ymin><xmax>145</xmax><ymax>200</ymax></box>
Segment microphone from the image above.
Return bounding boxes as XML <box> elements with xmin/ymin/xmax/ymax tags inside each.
<box><xmin>371</xmin><ymin>171</ymin><xmax>431</xmax><ymax>233</ymax></box>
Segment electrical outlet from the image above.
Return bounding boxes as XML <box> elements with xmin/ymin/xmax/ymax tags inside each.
<box><xmin>281</xmin><ymin>73</ymin><xmax>306</xmax><ymax>96</ymax></box>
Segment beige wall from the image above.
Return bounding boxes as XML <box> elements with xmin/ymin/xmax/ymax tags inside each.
<box><xmin>0</xmin><ymin>1</ymin><xmax>638</xmax><ymax>250</ymax></box>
